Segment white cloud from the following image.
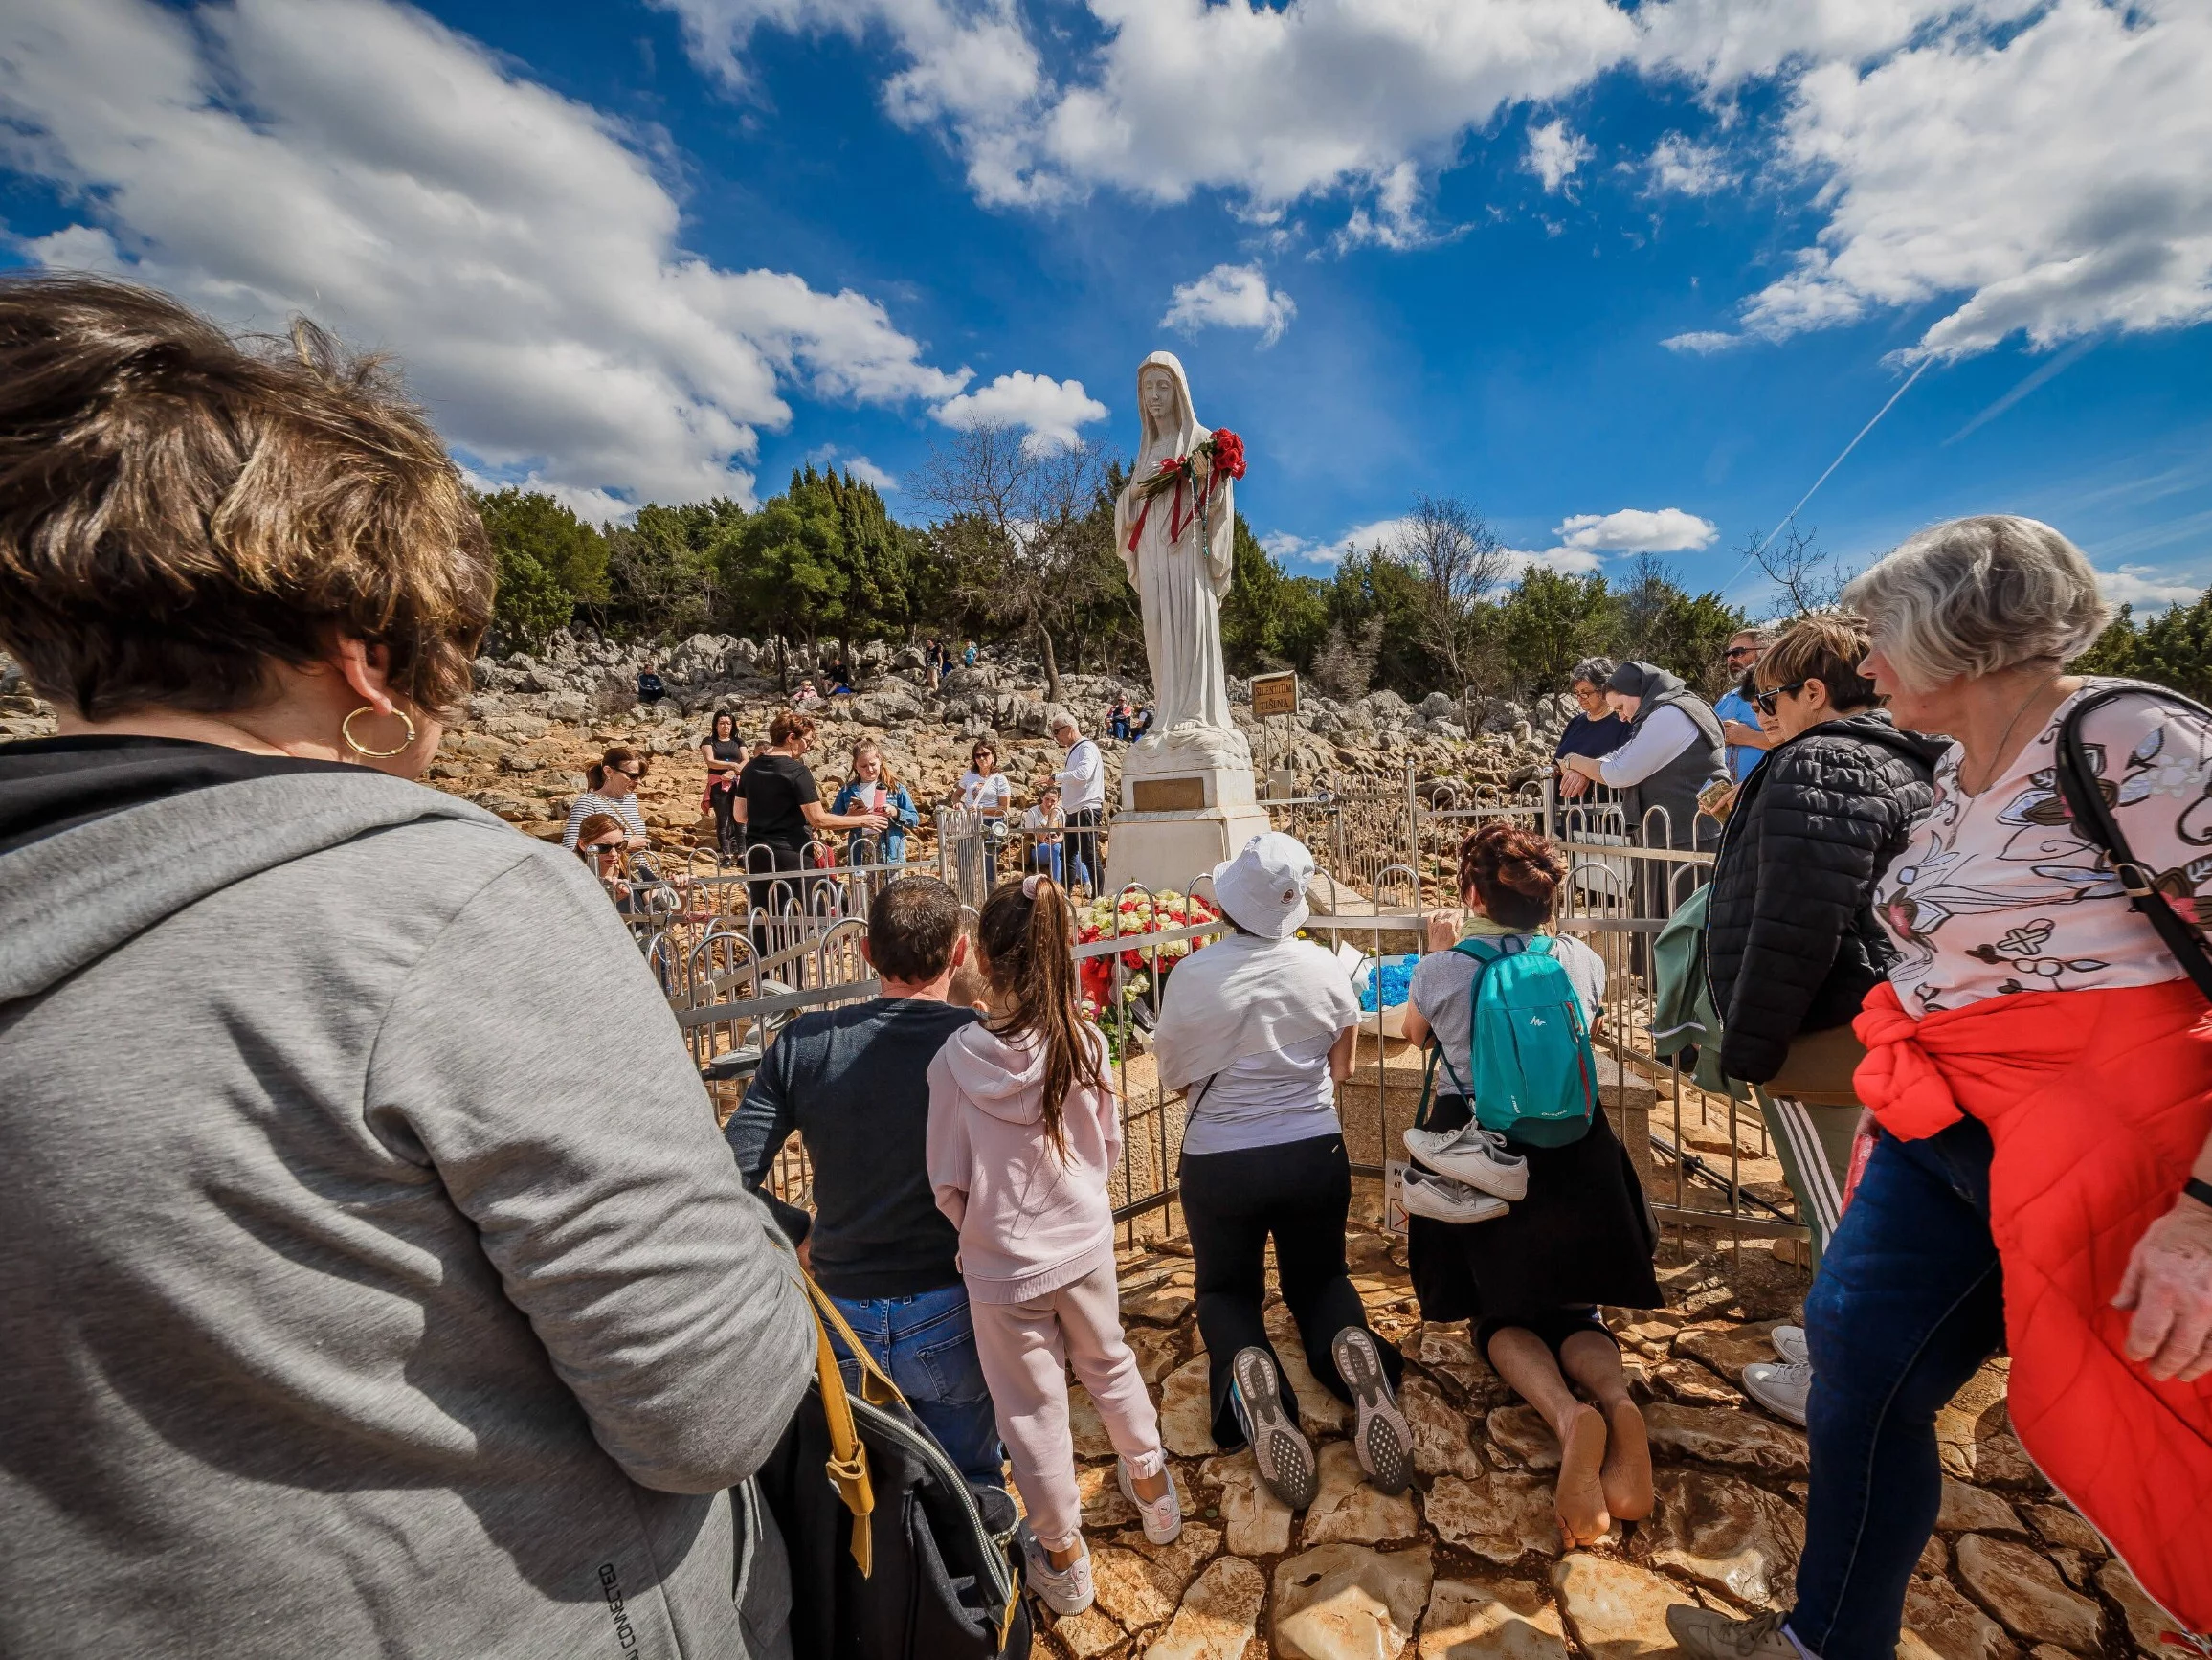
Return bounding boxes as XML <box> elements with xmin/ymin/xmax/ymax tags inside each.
<box><xmin>1526</xmin><ymin>119</ymin><xmax>1593</xmax><ymax>193</ymax></box>
<box><xmin>804</xmin><ymin>444</ymin><xmax>899</xmax><ymax>489</ymax></box>
<box><xmin>1724</xmin><ymin>0</ymin><xmax>2212</xmax><ymax>359</ymax></box>
<box><xmin>655</xmin><ymin>0</ymin><xmax>1634</xmax><ymax>226</ymax></box>
<box><xmin>0</xmin><ymin>0</ymin><xmax>970</xmax><ymax>510</ymax></box>
<box><xmin>1553</xmin><ymin>507</ymin><xmax>1719</xmax><ymax>554</ymax></box>
<box><xmin>1646</xmin><ymin>132</ymin><xmax>1730</xmax><ymax>196</ymax></box>
<box><xmin>1499</xmin><ymin>547</ymin><xmax>1606</xmax><ymax>577</ymax></box>
<box><xmin>2097</xmin><ymin>566</ymin><xmax>2203</xmax><ymax>609</ymax></box>
<box><xmin>1661</xmin><ymin>329</ymin><xmax>1745</xmax><ymax>354</ymax></box>
<box><xmin>1161</xmin><ymin>263</ymin><xmax>1296</xmax><ymax>347</ymax></box>
<box><xmin>930</xmin><ymin>370</ymin><xmax>1108</xmax><ymax>451</ymax></box>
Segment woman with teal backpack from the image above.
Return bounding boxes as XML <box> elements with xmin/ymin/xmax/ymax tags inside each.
<box><xmin>1399</xmin><ymin>822</ymin><xmax>1659</xmax><ymax>1549</ymax></box>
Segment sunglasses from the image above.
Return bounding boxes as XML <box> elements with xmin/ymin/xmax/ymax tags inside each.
<box><xmin>588</xmin><ymin>840</ymin><xmax>625</xmax><ymax>854</ymax></box>
<box><xmin>1752</xmin><ymin>679</ymin><xmax>1809</xmax><ymax>716</ymax></box>
<box><xmin>1725</xmin><ymin>646</ymin><xmax>1758</xmax><ymax>662</ymax></box>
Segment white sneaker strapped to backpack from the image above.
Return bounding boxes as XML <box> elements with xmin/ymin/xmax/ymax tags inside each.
<box><xmin>1402</xmin><ymin>934</ymin><xmax>1600</xmax><ymax>1213</ymax></box>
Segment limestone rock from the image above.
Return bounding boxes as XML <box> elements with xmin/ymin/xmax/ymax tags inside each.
<box><xmin>1938</xmin><ymin>1478</ymin><xmax>2023</xmax><ymax>1536</ymax></box>
<box><xmin>1201</xmin><ymin>1448</ymin><xmax>1293</xmax><ymax>1557</ymax></box>
<box><xmin>1069</xmin><ymin>1384</ymin><xmax>1118</xmax><ymax>1460</ymax></box>
<box><xmin>1273</xmin><ymin>1543</ymin><xmax>1434</xmax><ymax>1660</ymax></box>
<box><xmin>1304</xmin><ymin>1440</ymin><xmax>1420</xmax><ymax>1546</ymax></box>
<box><xmin>2094</xmin><ymin>1559</ymin><xmax>2173</xmax><ymax>1656</ymax></box>
<box><xmin>1055</xmin><ymin>1604</ymin><xmax>1128</xmax><ymax>1658</ymax></box>
<box><xmin>2022</xmin><ymin>1505</ymin><xmax>2102</xmax><ymax>1556</ymax></box>
<box><xmin>1649</xmin><ymin>1357</ymin><xmax>1745</xmax><ymax>1408</ymax></box>
<box><xmin>1674</xmin><ymin>1319</ymin><xmax>1787</xmax><ymax>1384</ymax></box>
<box><xmin>1118</xmin><ymin>1522</ymin><xmax>1220</xmax><ymax>1608</ymax></box>
<box><xmin>1125</xmin><ymin>1288</ymin><xmax>1195</xmax><ymax>1326</ymax></box>
<box><xmin>1142</xmin><ymin>1557</ymin><xmax>1266</xmax><ymax>1660</ymax></box>
<box><xmin>1486</xmin><ymin>1405</ymin><xmax>1560</xmax><ymax>1471</ymax></box>
<box><xmin>1403</xmin><ymin>1376</ymin><xmax>1486</xmax><ymax>1480</ymax></box>
<box><xmin>1159</xmin><ymin>1357</ymin><xmax>1219</xmax><ymax>1459</ymax></box>
<box><xmin>1550</xmin><ymin>1553</ymin><xmax>1681</xmax><ymax>1658</ymax></box>
<box><xmin>1643</xmin><ymin>1402</ymin><xmax>1809</xmax><ymax>1477</ymax></box>
<box><xmin>1416</xmin><ymin>1323</ymin><xmax>1507</xmax><ymax>1403</ymax></box>
<box><xmin>1128</xmin><ymin>1324</ymin><xmax>1184</xmax><ymax>1386</ymax></box>
<box><xmin>1920</xmin><ymin>1535</ymin><xmax>1950</xmax><ymax>1578</ymax></box>
<box><xmin>1636</xmin><ymin>1469</ymin><xmax>1803</xmax><ymax>1610</ymax></box>
<box><xmin>1080</xmin><ymin>1460</ymin><xmax>1140</xmax><ymax>1530</ymax></box>
<box><xmin>1418</xmin><ymin>1575</ymin><xmax>1572</xmax><ymax>1660</ymax></box>
<box><xmin>1900</xmin><ymin>1573</ymin><xmax>2019</xmax><ymax>1660</ymax></box>
<box><xmin>1936</xmin><ymin>1360</ymin><xmax>2038</xmax><ymax>1487</ymax></box>
<box><xmin>1424</xmin><ymin>1472</ymin><xmax>1560</xmax><ymax>1563</ymax></box>
<box><xmin>1955</xmin><ymin>1537</ymin><xmax>2103</xmax><ymax>1655</ymax></box>
<box><xmin>1267</xmin><ymin>1301</ymin><xmax>1352</xmax><ymax>1435</ymax></box>
<box><xmin>1092</xmin><ymin>1544</ymin><xmax>1177</xmax><ymax>1631</ymax></box>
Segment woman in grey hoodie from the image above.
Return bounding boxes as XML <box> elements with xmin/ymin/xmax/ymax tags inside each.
<box><xmin>0</xmin><ymin>275</ymin><xmax>814</xmax><ymax>1660</ymax></box>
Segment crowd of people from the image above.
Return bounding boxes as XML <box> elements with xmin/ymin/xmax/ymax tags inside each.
<box><xmin>3</xmin><ymin>275</ymin><xmax>2209</xmax><ymax>1659</ymax></box>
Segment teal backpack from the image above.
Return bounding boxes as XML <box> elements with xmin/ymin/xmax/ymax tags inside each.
<box><xmin>1431</xmin><ymin>935</ymin><xmax>1599</xmax><ymax>1148</ymax></box>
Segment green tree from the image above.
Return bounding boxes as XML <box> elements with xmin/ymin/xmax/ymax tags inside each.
<box><xmin>603</xmin><ymin>499</ymin><xmax>740</xmax><ymax>640</ymax></box>
<box><xmin>720</xmin><ymin>482</ymin><xmax>847</xmax><ymax>684</ymax></box>
<box><xmin>1220</xmin><ymin>514</ymin><xmax>1329</xmax><ymax>674</ymax></box>
<box><xmin>1497</xmin><ymin>568</ymin><xmax>1622</xmax><ymax>694</ymax></box>
<box><xmin>2075</xmin><ymin>594</ymin><xmax>2212</xmax><ymax>701</ymax></box>
<box><xmin>1328</xmin><ymin>546</ymin><xmax>1441</xmax><ymax>695</ymax></box>
<box><xmin>473</xmin><ymin>487</ymin><xmax>611</xmax><ymax>651</ymax></box>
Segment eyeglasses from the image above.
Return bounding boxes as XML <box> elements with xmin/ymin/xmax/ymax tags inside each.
<box><xmin>1751</xmin><ymin>679</ymin><xmax>1808</xmax><ymax>716</ymax></box>
<box><xmin>1571</xmin><ymin>684</ymin><xmax>1604</xmax><ymax>700</ymax></box>
<box><xmin>1725</xmin><ymin>646</ymin><xmax>1758</xmax><ymax>662</ymax></box>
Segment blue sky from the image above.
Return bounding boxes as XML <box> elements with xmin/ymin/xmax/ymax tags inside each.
<box><xmin>4</xmin><ymin>0</ymin><xmax>2208</xmax><ymax>615</ymax></box>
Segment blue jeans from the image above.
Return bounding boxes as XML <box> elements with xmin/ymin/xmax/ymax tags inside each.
<box><xmin>826</xmin><ymin>1283</ymin><xmax>1004</xmax><ymax>1490</ymax></box>
<box><xmin>1791</xmin><ymin>1117</ymin><xmax>2004</xmax><ymax>1660</ymax></box>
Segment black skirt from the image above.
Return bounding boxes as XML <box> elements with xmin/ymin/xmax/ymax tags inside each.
<box><xmin>1408</xmin><ymin>1094</ymin><xmax>1661</xmax><ymax>1323</ymax></box>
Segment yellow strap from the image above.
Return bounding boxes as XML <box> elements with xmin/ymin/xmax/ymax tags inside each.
<box><xmin>807</xmin><ymin>1294</ymin><xmax>876</xmax><ymax>1578</ymax></box>
<box><xmin>803</xmin><ymin>1276</ymin><xmax>914</xmax><ymax>1413</ymax></box>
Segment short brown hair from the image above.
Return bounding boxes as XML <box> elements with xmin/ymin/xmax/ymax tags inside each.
<box><xmin>768</xmin><ymin>710</ymin><xmax>815</xmax><ymax>747</ymax></box>
<box><xmin>1755</xmin><ymin>613</ymin><xmax>1879</xmax><ymax>710</ymax></box>
<box><xmin>868</xmin><ymin>876</ymin><xmax>962</xmax><ymax>983</ymax></box>
<box><xmin>574</xmin><ymin>813</ymin><xmax>626</xmax><ymax>853</ymax></box>
<box><xmin>0</xmin><ymin>274</ymin><xmax>491</xmax><ymax>720</ymax></box>
<box><xmin>1459</xmin><ymin>822</ymin><xmax>1564</xmax><ymax>931</ymax></box>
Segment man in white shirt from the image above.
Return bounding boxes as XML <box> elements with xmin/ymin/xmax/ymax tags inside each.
<box><xmin>1051</xmin><ymin>715</ymin><xmax>1104</xmax><ymax>892</ymax></box>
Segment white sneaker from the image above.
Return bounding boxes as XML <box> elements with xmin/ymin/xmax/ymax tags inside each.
<box><xmin>1403</xmin><ymin>1122</ymin><xmax>1530</xmax><ymax>1200</ymax></box>
<box><xmin>1401</xmin><ymin>1165</ymin><xmax>1509</xmax><ymax>1225</ymax></box>
<box><xmin>1742</xmin><ymin>1359</ymin><xmax>1812</xmax><ymax>1427</ymax></box>
<box><xmin>1020</xmin><ymin>1527</ymin><xmax>1095</xmax><ymax>1617</ymax></box>
<box><xmin>1770</xmin><ymin>1324</ymin><xmax>1810</xmax><ymax>1366</ymax></box>
<box><xmin>1116</xmin><ymin>1457</ymin><xmax>1182</xmax><ymax>1545</ymax></box>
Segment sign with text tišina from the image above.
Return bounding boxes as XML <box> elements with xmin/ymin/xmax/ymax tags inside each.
<box><xmin>1250</xmin><ymin>671</ymin><xmax>1299</xmax><ymax>718</ymax></box>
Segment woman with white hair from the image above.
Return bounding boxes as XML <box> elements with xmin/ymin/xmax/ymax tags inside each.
<box><xmin>1671</xmin><ymin>515</ymin><xmax>2212</xmax><ymax>1660</ymax></box>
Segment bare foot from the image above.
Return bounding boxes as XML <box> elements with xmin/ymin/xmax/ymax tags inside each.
<box><xmin>1554</xmin><ymin>1403</ymin><xmax>1612</xmax><ymax>1546</ymax></box>
<box><xmin>1599</xmin><ymin>1398</ymin><xmax>1653</xmax><ymax>1521</ymax></box>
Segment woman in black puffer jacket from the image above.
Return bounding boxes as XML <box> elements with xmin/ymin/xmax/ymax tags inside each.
<box><xmin>1706</xmin><ymin>614</ymin><xmax>1943</xmax><ymax>1263</ymax></box>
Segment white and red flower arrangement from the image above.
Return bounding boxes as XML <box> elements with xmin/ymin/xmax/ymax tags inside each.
<box><xmin>1076</xmin><ymin>888</ymin><xmax>1220</xmax><ymax>1019</ymax></box>
<box><xmin>1125</xmin><ymin>429</ymin><xmax>1246</xmax><ymax>553</ymax></box>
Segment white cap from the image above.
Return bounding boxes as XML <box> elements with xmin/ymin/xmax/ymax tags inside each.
<box><xmin>1211</xmin><ymin>831</ymin><xmax>1314</xmax><ymax>940</ymax></box>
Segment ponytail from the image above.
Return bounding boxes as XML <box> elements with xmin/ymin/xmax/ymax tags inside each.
<box><xmin>973</xmin><ymin>874</ymin><xmax>1104</xmax><ymax>1158</ymax></box>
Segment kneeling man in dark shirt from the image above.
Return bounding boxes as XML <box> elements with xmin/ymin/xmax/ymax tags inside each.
<box><xmin>726</xmin><ymin>876</ymin><xmax>1001</xmax><ymax>1486</ymax></box>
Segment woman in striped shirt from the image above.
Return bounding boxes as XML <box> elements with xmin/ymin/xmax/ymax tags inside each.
<box><xmin>560</xmin><ymin>746</ymin><xmax>650</xmax><ymax>851</ymax></box>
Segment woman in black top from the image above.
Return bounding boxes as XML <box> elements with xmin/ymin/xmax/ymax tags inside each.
<box><xmin>736</xmin><ymin>711</ymin><xmax>884</xmax><ymax>930</ymax></box>
<box><xmin>698</xmin><ymin>711</ymin><xmax>748</xmax><ymax>865</ymax></box>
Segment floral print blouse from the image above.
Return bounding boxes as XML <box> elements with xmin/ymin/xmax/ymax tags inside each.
<box><xmin>1874</xmin><ymin>680</ymin><xmax>2212</xmax><ymax>1015</ymax></box>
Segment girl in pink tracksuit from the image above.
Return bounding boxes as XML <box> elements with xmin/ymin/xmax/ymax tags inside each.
<box><xmin>927</xmin><ymin>874</ymin><xmax>1178</xmax><ymax>1618</ymax></box>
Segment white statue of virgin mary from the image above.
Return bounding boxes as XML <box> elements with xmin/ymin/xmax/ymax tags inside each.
<box><xmin>1112</xmin><ymin>350</ymin><xmax>1249</xmax><ymax>769</ymax></box>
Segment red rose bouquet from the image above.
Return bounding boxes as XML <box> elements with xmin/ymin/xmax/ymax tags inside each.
<box><xmin>1127</xmin><ymin>427</ymin><xmax>1246</xmax><ymax>551</ymax></box>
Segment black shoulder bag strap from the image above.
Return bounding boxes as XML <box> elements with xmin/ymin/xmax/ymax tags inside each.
<box><xmin>2050</xmin><ymin>682</ymin><xmax>2212</xmax><ymax>1002</ymax></box>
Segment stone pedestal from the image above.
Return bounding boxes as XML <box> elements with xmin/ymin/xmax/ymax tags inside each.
<box><xmin>1104</xmin><ymin>751</ymin><xmax>1271</xmax><ymax>897</ymax></box>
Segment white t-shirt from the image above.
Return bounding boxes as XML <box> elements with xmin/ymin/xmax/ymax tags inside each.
<box><xmin>1875</xmin><ymin>680</ymin><xmax>2212</xmax><ymax>1014</ymax></box>
<box><xmin>1598</xmin><ymin>705</ymin><xmax>1701</xmax><ymax>788</ymax></box>
<box><xmin>960</xmin><ymin>771</ymin><xmax>1012</xmax><ymax>815</ymax></box>
<box><xmin>1022</xmin><ymin>803</ymin><xmax>1062</xmax><ymax>834</ymax></box>
<box><xmin>1180</xmin><ymin>1029</ymin><xmax>1344</xmax><ymax>1157</ymax></box>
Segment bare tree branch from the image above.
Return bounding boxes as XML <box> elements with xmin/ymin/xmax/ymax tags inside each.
<box><xmin>1387</xmin><ymin>493</ymin><xmax>1510</xmax><ymax>690</ymax></box>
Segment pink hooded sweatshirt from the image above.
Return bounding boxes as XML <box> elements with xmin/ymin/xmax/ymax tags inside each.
<box><xmin>926</xmin><ymin>1022</ymin><xmax>1121</xmax><ymax>1305</ymax></box>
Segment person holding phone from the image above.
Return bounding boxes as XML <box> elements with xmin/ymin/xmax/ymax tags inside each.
<box><xmin>830</xmin><ymin>739</ymin><xmax>918</xmax><ymax>865</ymax></box>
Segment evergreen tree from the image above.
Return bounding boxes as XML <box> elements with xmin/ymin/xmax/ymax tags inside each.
<box><xmin>473</xmin><ymin>487</ymin><xmax>610</xmax><ymax>651</ymax></box>
<box><xmin>1497</xmin><ymin>568</ymin><xmax>1622</xmax><ymax>694</ymax></box>
<box><xmin>603</xmin><ymin>499</ymin><xmax>738</xmax><ymax>640</ymax></box>
<box><xmin>720</xmin><ymin>483</ymin><xmax>846</xmax><ymax>683</ymax></box>
<box><xmin>1220</xmin><ymin>514</ymin><xmax>1329</xmax><ymax>674</ymax></box>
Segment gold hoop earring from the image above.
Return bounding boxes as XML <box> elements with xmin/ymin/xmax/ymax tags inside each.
<box><xmin>342</xmin><ymin>704</ymin><xmax>417</xmax><ymax>759</ymax></box>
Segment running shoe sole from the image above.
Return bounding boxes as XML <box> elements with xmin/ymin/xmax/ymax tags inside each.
<box><xmin>1230</xmin><ymin>1347</ymin><xmax>1318</xmax><ymax>1511</ymax></box>
<box><xmin>1402</xmin><ymin>1127</ymin><xmax>1531</xmax><ymax>1201</ymax></box>
<box><xmin>1331</xmin><ymin>1328</ymin><xmax>1413</xmax><ymax>1495</ymax></box>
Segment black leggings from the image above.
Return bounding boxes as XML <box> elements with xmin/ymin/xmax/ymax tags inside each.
<box><xmin>709</xmin><ymin>786</ymin><xmax>741</xmax><ymax>864</ymax></box>
<box><xmin>1179</xmin><ymin>1131</ymin><xmax>1404</xmax><ymax>1447</ymax></box>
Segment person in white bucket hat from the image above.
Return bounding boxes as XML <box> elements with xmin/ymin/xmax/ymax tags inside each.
<box><xmin>1151</xmin><ymin>833</ymin><xmax>1413</xmax><ymax>1512</ymax></box>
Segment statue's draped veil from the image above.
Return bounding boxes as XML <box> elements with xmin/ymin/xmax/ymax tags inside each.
<box><xmin>1136</xmin><ymin>349</ymin><xmax>1205</xmax><ymax>465</ymax></box>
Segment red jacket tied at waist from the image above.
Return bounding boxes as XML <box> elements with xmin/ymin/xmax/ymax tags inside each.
<box><xmin>1852</xmin><ymin>977</ymin><xmax>2212</xmax><ymax>1635</ymax></box>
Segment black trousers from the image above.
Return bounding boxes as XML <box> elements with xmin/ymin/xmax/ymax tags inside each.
<box><xmin>1179</xmin><ymin>1131</ymin><xmax>1403</xmax><ymax>1447</ymax></box>
<box><xmin>1063</xmin><ymin>807</ymin><xmax>1102</xmax><ymax>891</ymax></box>
<box><xmin>709</xmin><ymin>786</ymin><xmax>742</xmax><ymax>864</ymax></box>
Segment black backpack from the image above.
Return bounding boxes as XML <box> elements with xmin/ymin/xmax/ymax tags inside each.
<box><xmin>756</xmin><ymin>1276</ymin><xmax>1030</xmax><ymax>1660</ymax></box>
<box><xmin>2050</xmin><ymin>681</ymin><xmax>2212</xmax><ymax>1000</ymax></box>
